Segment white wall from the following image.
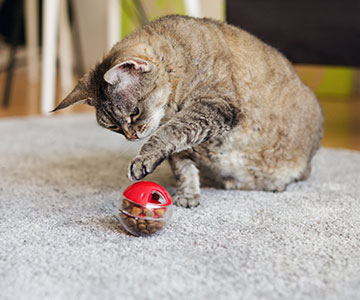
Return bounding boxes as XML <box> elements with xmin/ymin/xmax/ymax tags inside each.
<box><xmin>73</xmin><ymin>0</ymin><xmax>108</xmax><ymax>71</ymax></box>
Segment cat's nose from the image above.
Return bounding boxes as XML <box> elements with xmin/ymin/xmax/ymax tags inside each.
<box><xmin>122</xmin><ymin>123</ymin><xmax>138</xmax><ymax>140</ymax></box>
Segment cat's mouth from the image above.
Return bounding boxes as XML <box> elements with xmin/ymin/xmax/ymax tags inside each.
<box><xmin>125</xmin><ymin>133</ymin><xmax>139</xmax><ymax>141</ymax></box>
<box><xmin>122</xmin><ymin>126</ymin><xmax>151</xmax><ymax>142</ymax></box>
<box><xmin>120</xmin><ymin>122</ymin><xmax>149</xmax><ymax>141</ymax></box>
<box><xmin>122</xmin><ymin>126</ymin><xmax>139</xmax><ymax>141</ymax></box>
<box><xmin>108</xmin><ymin>123</ymin><xmax>140</xmax><ymax>141</ymax></box>
<box><xmin>114</xmin><ymin>109</ymin><xmax>162</xmax><ymax>141</ymax></box>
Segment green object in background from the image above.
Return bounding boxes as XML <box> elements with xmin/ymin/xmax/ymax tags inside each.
<box><xmin>316</xmin><ymin>67</ymin><xmax>355</xmax><ymax>96</ymax></box>
<box><xmin>297</xmin><ymin>65</ymin><xmax>356</xmax><ymax>96</ymax></box>
<box><xmin>121</xmin><ymin>0</ymin><xmax>139</xmax><ymax>39</ymax></box>
<box><xmin>149</xmin><ymin>0</ymin><xmax>185</xmax><ymax>21</ymax></box>
<box><xmin>121</xmin><ymin>0</ymin><xmax>185</xmax><ymax>38</ymax></box>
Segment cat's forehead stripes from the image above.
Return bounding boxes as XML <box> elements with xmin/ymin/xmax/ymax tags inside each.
<box><xmin>112</xmin><ymin>107</ymin><xmax>123</xmax><ymax>119</ymax></box>
<box><xmin>103</xmin><ymin>106</ymin><xmax>121</xmax><ymax>125</ymax></box>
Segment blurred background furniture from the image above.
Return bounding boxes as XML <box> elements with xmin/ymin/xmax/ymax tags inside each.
<box><xmin>0</xmin><ymin>0</ymin><xmax>359</xmax><ymax>149</ymax></box>
<box><xmin>40</xmin><ymin>0</ymin><xmax>121</xmax><ymax>114</ymax></box>
<box><xmin>0</xmin><ymin>0</ymin><xmax>203</xmax><ymax>114</ymax></box>
<box><xmin>0</xmin><ymin>0</ymin><xmax>121</xmax><ymax>114</ymax></box>
<box><xmin>0</xmin><ymin>0</ymin><xmax>24</xmax><ymax>108</ymax></box>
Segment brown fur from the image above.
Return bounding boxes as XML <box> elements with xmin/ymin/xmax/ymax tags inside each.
<box><xmin>53</xmin><ymin>15</ymin><xmax>324</xmax><ymax>207</ymax></box>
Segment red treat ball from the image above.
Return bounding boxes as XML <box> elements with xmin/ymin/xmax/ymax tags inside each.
<box><xmin>118</xmin><ymin>181</ymin><xmax>173</xmax><ymax>236</ymax></box>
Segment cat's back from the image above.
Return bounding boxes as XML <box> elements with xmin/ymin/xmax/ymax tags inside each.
<box><xmin>144</xmin><ymin>15</ymin><xmax>234</xmax><ymax>61</ymax></box>
<box><xmin>149</xmin><ymin>15</ymin><xmax>323</xmax><ymax>180</ymax></box>
<box><xmin>145</xmin><ymin>15</ymin><xmax>280</xmax><ymax>60</ymax></box>
<box><xmin>144</xmin><ymin>15</ymin><xmax>297</xmax><ymax>88</ymax></box>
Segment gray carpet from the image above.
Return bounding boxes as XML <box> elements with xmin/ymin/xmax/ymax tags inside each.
<box><xmin>0</xmin><ymin>113</ymin><xmax>360</xmax><ymax>300</ymax></box>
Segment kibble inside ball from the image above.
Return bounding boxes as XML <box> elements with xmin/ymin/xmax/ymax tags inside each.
<box><xmin>118</xmin><ymin>181</ymin><xmax>173</xmax><ymax>236</ymax></box>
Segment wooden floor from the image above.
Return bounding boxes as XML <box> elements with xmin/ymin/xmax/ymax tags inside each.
<box><xmin>1</xmin><ymin>66</ymin><xmax>360</xmax><ymax>151</ymax></box>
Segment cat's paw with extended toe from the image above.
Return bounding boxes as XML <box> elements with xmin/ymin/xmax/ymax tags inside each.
<box><xmin>173</xmin><ymin>193</ymin><xmax>200</xmax><ymax>208</ymax></box>
<box><xmin>128</xmin><ymin>153</ymin><xmax>165</xmax><ymax>181</ymax></box>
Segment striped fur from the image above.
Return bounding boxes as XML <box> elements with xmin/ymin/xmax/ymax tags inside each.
<box><xmin>55</xmin><ymin>15</ymin><xmax>323</xmax><ymax>207</ymax></box>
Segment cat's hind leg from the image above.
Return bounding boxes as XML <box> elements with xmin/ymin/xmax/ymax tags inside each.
<box><xmin>168</xmin><ymin>152</ymin><xmax>201</xmax><ymax>208</ymax></box>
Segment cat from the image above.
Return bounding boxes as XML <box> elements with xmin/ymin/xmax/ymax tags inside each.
<box><xmin>52</xmin><ymin>15</ymin><xmax>324</xmax><ymax>208</ymax></box>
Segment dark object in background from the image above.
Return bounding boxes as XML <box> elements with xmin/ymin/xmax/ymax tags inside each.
<box><xmin>1</xmin><ymin>0</ymin><xmax>24</xmax><ymax>108</ymax></box>
<box><xmin>226</xmin><ymin>0</ymin><xmax>360</xmax><ymax>66</ymax></box>
<box><xmin>0</xmin><ymin>0</ymin><xmax>25</xmax><ymax>45</ymax></box>
<box><xmin>0</xmin><ymin>0</ymin><xmax>85</xmax><ymax>107</ymax></box>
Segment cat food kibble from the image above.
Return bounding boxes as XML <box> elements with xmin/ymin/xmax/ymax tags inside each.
<box><xmin>118</xmin><ymin>181</ymin><xmax>173</xmax><ymax>236</ymax></box>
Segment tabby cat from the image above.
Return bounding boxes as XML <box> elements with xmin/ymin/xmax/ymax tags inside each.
<box><xmin>53</xmin><ymin>15</ymin><xmax>324</xmax><ymax>207</ymax></box>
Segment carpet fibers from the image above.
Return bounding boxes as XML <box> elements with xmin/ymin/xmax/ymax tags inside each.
<box><xmin>0</xmin><ymin>114</ymin><xmax>359</xmax><ymax>300</ymax></box>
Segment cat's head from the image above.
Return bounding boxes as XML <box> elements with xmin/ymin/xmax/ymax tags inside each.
<box><xmin>52</xmin><ymin>54</ymin><xmax>170</xmax><ymax>141</ymax></box>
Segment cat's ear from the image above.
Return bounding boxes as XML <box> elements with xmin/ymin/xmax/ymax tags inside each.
<box><xmin>51</xmin><ymin>74</ymin><xmax>93</xmax><ymax>112</ymax></box>
<box><xmin>103</xmin><ymin>58</ymin><xmax>152</xmax><ymax>86</ymax></box>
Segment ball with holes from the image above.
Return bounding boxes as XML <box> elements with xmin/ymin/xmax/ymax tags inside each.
<box><xmin>118</xmin><ymin>181</ymin><xmax>173</xmax><ymax>236</ymax></box>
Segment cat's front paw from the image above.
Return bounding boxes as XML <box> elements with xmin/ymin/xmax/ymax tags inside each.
<box><xmin>128</xmin><ymin>153</ymin><xmax>165</xmax><ymax>181</ymax></box>
<box><xmin>173</xmin><ymin>192</ymin><xmax>200</xmax><ymax>208</ymax></box>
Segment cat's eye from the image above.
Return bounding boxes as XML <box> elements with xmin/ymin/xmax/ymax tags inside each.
<box><xmin>108</xmin><ymin>125</ymin><xmax>120</xmax><ymax>130</ymax></box>
<box><xmin>130</xmin><ymin>107</ymin><xmax>140</xmax><ymax>122</ymax></box>
<box><xmin>130</xmin><ymin>107</ymin><xmax>140</xmax><ymax>117</ymax></box>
